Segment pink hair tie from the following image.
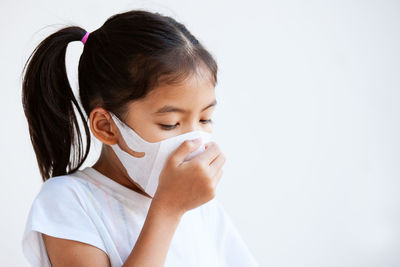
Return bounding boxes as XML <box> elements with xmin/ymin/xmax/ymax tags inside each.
<box><xmin>81</xmin><ymin>32</ymin><xmax>90</xmax><ymax>44</ymax></box>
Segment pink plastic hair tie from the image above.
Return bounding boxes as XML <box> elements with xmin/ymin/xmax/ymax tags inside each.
<box><xmin>81</xmin><ymin>32</ymin><xmax>90</xmax><ymax>44</ymax></box>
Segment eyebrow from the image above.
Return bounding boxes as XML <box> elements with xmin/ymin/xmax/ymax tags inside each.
<box><xmin>152</xmin><ymin>99</ymin><xmax>217</xmax><ymax>115</ymax></box>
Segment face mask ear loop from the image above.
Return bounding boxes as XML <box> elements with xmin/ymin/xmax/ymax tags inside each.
<box><xmin>109</xmin><ymin>112</ymin><xmax>129</xmax><ymax>131</ymax></box>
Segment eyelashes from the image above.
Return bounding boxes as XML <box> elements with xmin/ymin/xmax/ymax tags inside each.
<box><xmin>159</xmin><ymin>119</ymin><xmax>213</xmax><ymax>130</ymax></box>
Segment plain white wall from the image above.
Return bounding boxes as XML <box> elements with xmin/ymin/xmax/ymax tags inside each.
<box><xmin>1</xmin><ymin>0</ymin><xmax>399</xmax><ymax>266</ymax></box>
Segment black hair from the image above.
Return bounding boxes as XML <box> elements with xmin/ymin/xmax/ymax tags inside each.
<box><xmin>21</xmin><ymin>10</ymin><xmax>218</xmax><ymax>181</ymax></box>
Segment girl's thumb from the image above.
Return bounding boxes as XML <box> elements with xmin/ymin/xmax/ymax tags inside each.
<box><xmin>169</xmin><ymin>138</ymin><xmax>202</xmax><ymax>166</ymax></box>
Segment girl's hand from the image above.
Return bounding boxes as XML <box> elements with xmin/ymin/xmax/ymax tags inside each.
<box><xmin>152</xmin><ymin>138</ymin><xmax>226</xmax><ymax>217</ymax></box>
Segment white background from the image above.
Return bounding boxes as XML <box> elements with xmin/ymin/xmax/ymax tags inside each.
<box><xmin>1</xmin><ymin>0</ymin><xmax>399</xmax><ymax>266</ymax></box>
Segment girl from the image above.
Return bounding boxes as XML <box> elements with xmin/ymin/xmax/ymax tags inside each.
<box><xmin>21</xmin><ymin>10</ymin><xmax>259</xmax><ymax>267</ymax></box>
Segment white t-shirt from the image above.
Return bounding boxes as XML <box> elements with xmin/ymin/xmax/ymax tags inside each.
<box><xmin>22</xmin><ymin>166</ymin><xmax>259</xmax><ymax>267</ymax></box>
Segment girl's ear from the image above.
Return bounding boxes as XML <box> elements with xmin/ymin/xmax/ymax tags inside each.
<box><xmin>89</xmin><ymin>108</ymin><xmax>119</xmax><ymax>145</ymax></box>
<box><xmin>92</xmin><ymin>108</ymin><xmax>146</xmax><ymax>158</ymax></box>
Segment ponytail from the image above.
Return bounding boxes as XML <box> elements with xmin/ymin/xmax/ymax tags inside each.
<box><xmin>21</xmin><ymin>26</ymin><xmax>91</xmax><ymax>181</ymax></box>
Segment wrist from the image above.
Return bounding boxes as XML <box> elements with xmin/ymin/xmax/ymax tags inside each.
<box><xmin>149</xmin><ymin>197</ymin><xmax>185</xmax><ymax>222</ymax></box>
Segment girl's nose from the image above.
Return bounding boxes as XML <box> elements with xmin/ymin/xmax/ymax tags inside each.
<box><xmin>182</xmin><ymin>121</ymin><xmax>202</xmax><ymax>133</ymax></box>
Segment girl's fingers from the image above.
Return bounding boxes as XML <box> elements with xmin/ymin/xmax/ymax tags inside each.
<box><xmin>193</xmin><ymin>141</ymin><xmax>220</xmax><ymax>166</ymax></box>
<box><xmin>209</xmin><ymin>152</ymin><xmax>226</xmax><ymax>177</ymax></box>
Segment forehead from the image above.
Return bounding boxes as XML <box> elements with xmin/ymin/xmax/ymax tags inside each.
<box><xmin>140</xmin><ymin>68</ymin><xmax>215</xmax><ymax>109</ymax></box>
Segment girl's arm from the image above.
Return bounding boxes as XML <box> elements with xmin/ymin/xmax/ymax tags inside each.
<box><xmin>42</xmin><ymin>234</ymin><xmax>111</xmax><ymax>267</ymax></box>
<box><xmin>122</xmin><ymin>198</ymin><xmax>183</xmax><ymax>266</ymax></box>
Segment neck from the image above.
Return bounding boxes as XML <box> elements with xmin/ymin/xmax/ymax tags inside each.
<box><xmin>91</xmin><ymin>144</ymin><xmax>152</xmax><ymax>199</ymax></box>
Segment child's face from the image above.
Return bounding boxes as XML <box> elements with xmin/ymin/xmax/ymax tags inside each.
<box><xmin>120</xmin><ymin>68</ymin><xmax>216</xmax><ymax>143</ymax></box>
<box><xmin>89</xmin><ymin>66</ymin><xmax>216</xmax><ymax>188</ymax></box>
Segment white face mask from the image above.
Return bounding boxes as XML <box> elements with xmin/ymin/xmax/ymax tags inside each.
<box><xmin>109</xmin><ymin>112</ymin><xmax>213</xmax><ymax>198</ymax></box>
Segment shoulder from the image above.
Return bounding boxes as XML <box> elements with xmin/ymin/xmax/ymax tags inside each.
<box><xmin>22</xmin><ymin>173</ymin><xmax>108</xmax><ymax>265</ymax></box>
<box><xmin>35</xmin><ymin>173</ymin><xmax>92</xmax><ymax>205</ymax></box>
<box><xmin>28</xmin><ymin>173</ymin><xmax>96</xmax><ymax>227</ymax></box>
<box><xmin>25</xmin><ymin>172</ymin><xmax>100</xmax><ymax>226</ymax></box>
<box><xmin>39</xmin><ymin>173</ymin><xmax>87</xmax><ymax>193</ymax></box>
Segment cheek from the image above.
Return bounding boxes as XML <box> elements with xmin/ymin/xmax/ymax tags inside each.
<box><xmin>202</xmin><ymin>123</ymin><xmax>213</xmax><ymax>133</ymax></box>
<box><xmin>129</xmin><ymin>112</ymin><xmax>179</xmax><ymax>142</ymax></box>
<box><xmin>145</xmin><ymin>128</ymin><xmax>177</xmax><ymax>143</ymax></box>
<box><xmin>129</xmin><ymin>118</ymin><xmax>173</xmax><ymax>143</ymax></box>
<box><xmin>146</xmin><ymin>123</ymin><xmax>183</xmax><ymax>142</ymax></box>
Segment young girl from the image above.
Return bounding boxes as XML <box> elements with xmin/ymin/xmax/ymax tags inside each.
<box><xmin>21</xmin><ymin>10</ymin><xmax>259</xmax><ymax>267</ymax></box>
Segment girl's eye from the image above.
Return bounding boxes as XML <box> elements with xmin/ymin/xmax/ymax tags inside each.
<box><xmin>159</xmin><ymin>123</ymin><xmax>178</xmax><ymax>130</ymax></box>
<box><xmin>200</xmin><ymin>119</ymin><xmax>213</xmax><ymax>124</ymax></box>
<box><xmin>159</xmin><ymin>119</ymin><xmax>213</xmax><ymax>131</ymax></box>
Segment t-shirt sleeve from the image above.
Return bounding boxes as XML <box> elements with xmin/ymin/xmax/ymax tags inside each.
<box><xmin>210</xmin><ymin>198</ymin><xmax>260</xmax><ymax>267</ymax></box>
<box><xmin>21</xmin><ymin>176</ymin><xmax>107</xmax><ymax>267</ymax></box>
